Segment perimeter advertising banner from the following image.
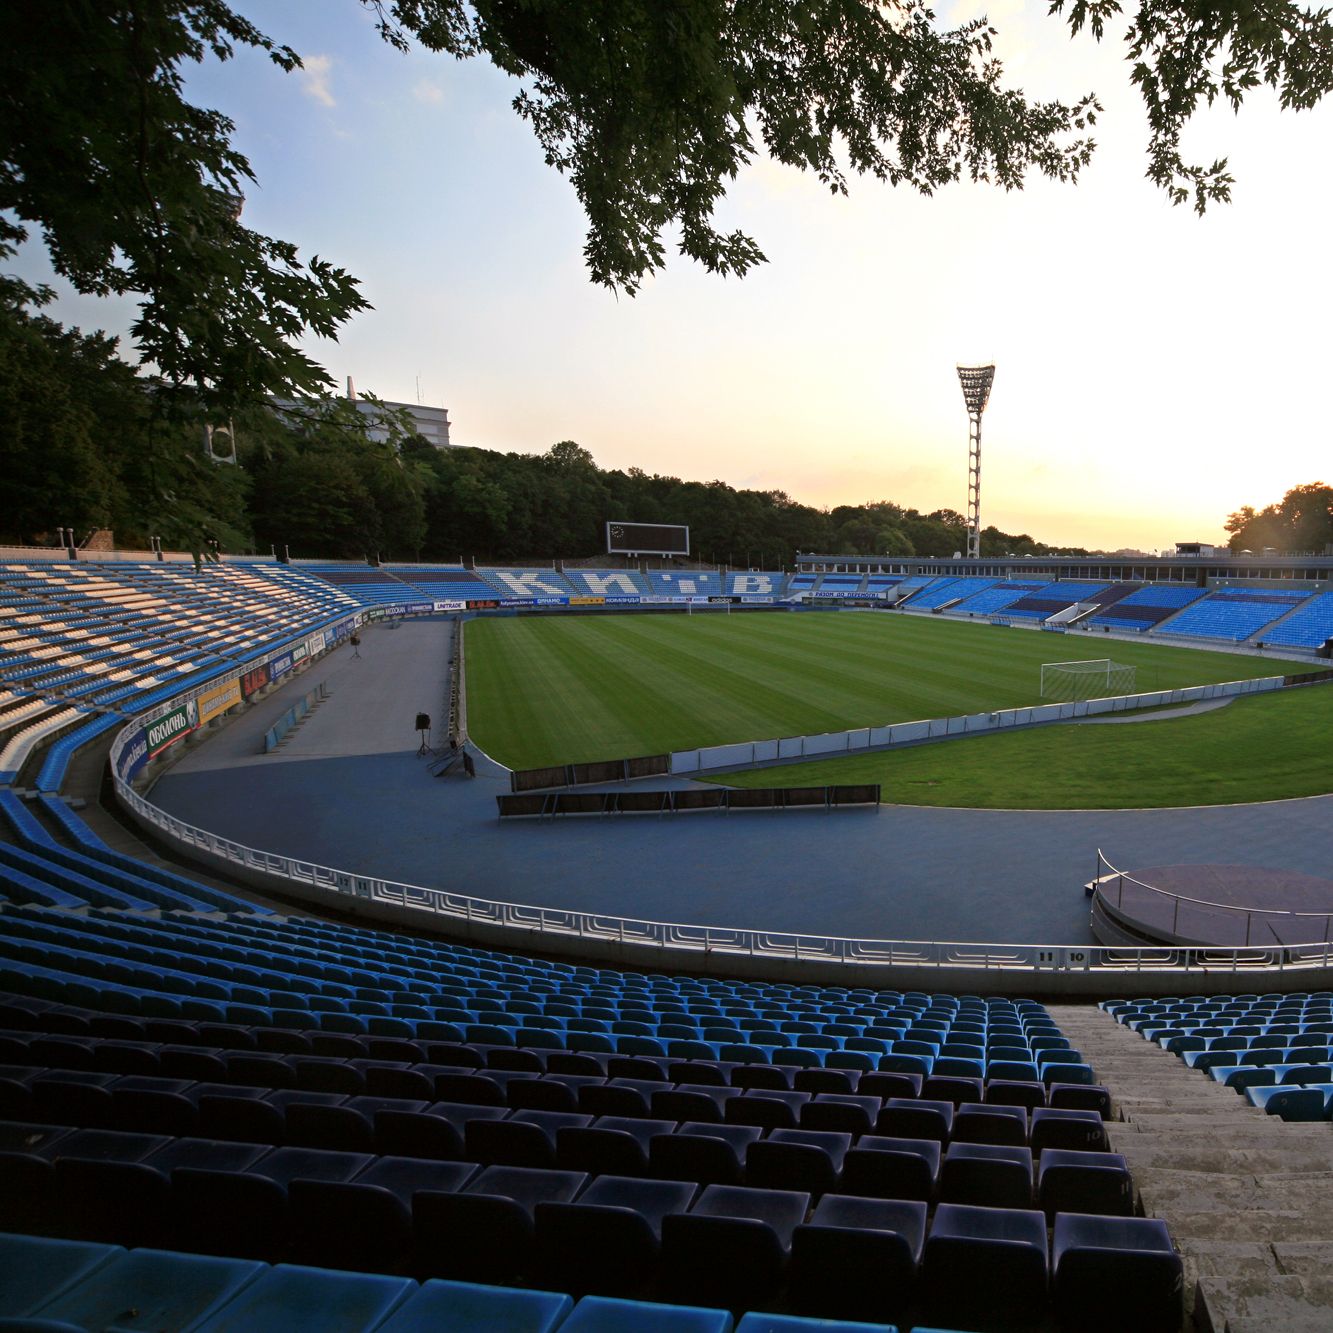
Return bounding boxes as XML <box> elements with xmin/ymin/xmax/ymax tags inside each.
<box><xmin>146</xmin><ymin>699</ymin><xmax>198</xmax><ymax>758</ymax></box>
<box><xmin>433</xmin><ymin>601</ymin><xmax>465</xmax><ymax>613</ymax></box>
<box><xmin>197</xmin><ymin>677</ymin><xmax>242</xmax><ymax>725</ymax></box>
<box><xmin>466</xmin><ymin>599</ymin><xmax>499</xmax><ymax>610</ymax></box>
<box><xmin>306</xmin><ymin>631</ymin><xmax>327</xmax><ymax>656</ymax></box>
<box><xmin>240</xmin><ymin>664</ymin><xmax>270</xmax><ymax>699</ymax></box>
<box><xmin>569</xmin><ymin>596</ymin><xmax>605</xmax><ymax>606</ymax></box>
<box><xmin>269</xmin><ymin>650</ymin><xmax>295</xmax><ymax>682</ymax></box>
<box><xmin>291</xmin><ymin>642</ymin><xmax>309</xmax><ymax>667</ymax></box>
<box><xmin>117</xmin><ymin>728</ymin><xmax>149</xmax><ymax>781</ymax></box>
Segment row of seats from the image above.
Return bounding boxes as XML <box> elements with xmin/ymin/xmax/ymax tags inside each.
<box><xmin>0</xmin><ymin>1230</ymin><xmax>909</xmax><ymax>1333</ymax></box>
<box><xmin>0</xmin><ymin>1124</ymin><xmax>1176</xmax><ymax>1329</ymax></box>
<box><xmin>2</xmin><ymin>1210</ymin><xmax>1180</xmax><ymax>1333</ymax></box>
<box><xmin>0</xmin><ymin>1062</ymin><xmax>1121</xmax><ymax>1208</ymax></box>
<box><xmin>1107</xmin><ymin>993</ymin><xmax>1333</xmax><ymax>1122</ymax></box>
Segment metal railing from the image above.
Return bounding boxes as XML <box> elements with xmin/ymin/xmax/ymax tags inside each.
<box><xmin>1095</xmin><ymin>851</ymin><xmax>1333</xmax><ymax>947</ymax></box>
<box><xmin>89</xmin><ymin>599</ymin><xmax>1333</xmax><ymax>980</ymax></box>
<box><xmin>107</xmin><ymin>733</ymin><xmax>1333</xmax><ymax>976</ymax></box>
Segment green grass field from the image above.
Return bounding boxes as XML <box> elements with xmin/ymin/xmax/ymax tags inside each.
<box><xmin>464</xmin><ymin>611</ymin><xmax>1290</xmax><ymax>780</ymax></box>
<box><xmin>721</xmin><ymin>681</ymin><xmax>1333</xmax><ymax>808</ymax></box>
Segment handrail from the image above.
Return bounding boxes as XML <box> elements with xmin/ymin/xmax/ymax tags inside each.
<box><xmin>1096</xmin><ymin>850</ymin><xmax>1333</xmax><ymax>946</ymax></box>
<box><xmin>89</xmin><ymin>598</ymin><xmax>1333</xmax><ymax>978</ymax></box>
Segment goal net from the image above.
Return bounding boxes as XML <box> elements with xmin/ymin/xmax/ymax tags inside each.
<box><xmin>1040</xmin><ymin>659</ymin><xmax>1137</xmax><ymax>701</ymax></box>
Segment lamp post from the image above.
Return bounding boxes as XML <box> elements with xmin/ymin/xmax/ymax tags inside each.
<box><xmin>956</xmin><ymin>365</ymin><xmax>996</xmax><ymax>561</ymax></box>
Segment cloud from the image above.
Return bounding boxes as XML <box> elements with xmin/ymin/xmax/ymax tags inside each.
<box><xmin>413</xmin><ymin>78</ymin><xmax>445</xmax><ymax>105</ymax></box>
<box><xmin>300</xmin><ymin>54</ymin><xmax>336</xmax><ymax>108</ymax></box>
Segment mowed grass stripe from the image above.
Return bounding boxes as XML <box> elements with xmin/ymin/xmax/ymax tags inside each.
<box><xmin>720</xmin><ymin>682</ymin><xmax>1333</xmax><ymax>809</ymax></box>
<box><xmin>464</xmin><ymin>612</ymin><xmax>1281</xmax><ymax>769</ymax></box>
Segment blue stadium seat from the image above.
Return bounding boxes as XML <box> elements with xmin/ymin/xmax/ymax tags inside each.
<box><xmin>534</xmin><ymin>1175</ymin><xmax>698</xmax><ymax>1296</ymax></box>
<box><xmin>0</xmin><ymin>1233</ymin><xmax>120</xmax><ymax>1319</ymax></box>
<box><xmin>34</xmin><ymin>1248</ymin><xmax>265</xmax><ymax>1331</ymax></box>
<box><xmin>660</xmin><ymin>1184</ymin><xmax>809</xmax><ymax>1309</ymax></box>
<box><xmin>190</xmin><ymin>1262</ymin><xmax>414</xmax><ymax>1332</ymax></box>
<box><xmin>560</xmin><ymin>1295</ymin><xmax>733</xmax><ymax>1333</ymax></box>
<box><xmin>789</xmin><ymin>1194</ymin><xmax>925</xmax><ymax>1322</ymax></box>
<box><xmin>1052</xmin><ymin>1213</ymin><xmax>1183</xmax><ymax>1332</ymax></box>
<box><xmin>374</xmin><ymin>1279</ymin><xmax>573</xmax><ymax>1333</ymax></box>
<box><xmin>921</xmin><ymin>1202</ymin><xmax>1049</xmax><ymax>1329</ymax></box>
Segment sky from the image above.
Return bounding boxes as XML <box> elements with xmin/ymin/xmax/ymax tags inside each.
<box><xmin>19</xmin><ymin>1</ymin><xmax>1333</xmax><ymax>552</ymax></box>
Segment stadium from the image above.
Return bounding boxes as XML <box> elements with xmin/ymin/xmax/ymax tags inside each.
<box><xmin>3</xmin><ymin>540</ymin><xmax>1333</xmax><ymax>1332</ymax></box>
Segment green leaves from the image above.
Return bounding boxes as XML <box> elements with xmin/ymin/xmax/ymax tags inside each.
<box><xmin>1053</xmin><ymin>1</ymin><xmax>1333</xmax><ymax>214</ymax></box>
<box><xmin>0</xmin><ymin>2</ymin><xmax>367</xmax><ymax>411</ymax></box>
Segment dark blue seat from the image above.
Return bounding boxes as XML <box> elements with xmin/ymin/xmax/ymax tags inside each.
<box><xmin>798</xmin><ymin>1093</ymin><xmax>879</xmax><ymax>1136</ymax></box>
<box><xmin>35</xmin><ymin>1247</ymin><xmax>265</xmax><ymax>1332</ymax></box>
<box><xmin>466</xmin><ymin>1109</ymin><xmax>591</xmax><ymax>1168</ymax></box>
<box><xmin>661</xmin><ymin>1183</ymin><xmax>809</xmax><ymax>1309</ymax></box>
<box><xmin>839</xmin><ymin>1134</ymin><xmax>940</xmax><ymax>1201</ymax></box>
<box><xmin>373</xmin><ymin>1109</ymin><xmax>466</xmax><ymax>1160</ymax></box>
<box><xmin>53</xmin><ymin>1156</ymin><xmax>171</xmax><ymax>1246</ymax></box>
<box><xmin>723</xmin><ymin>1090</ymin><xmax>810</xmax><ymax>1130</ymax></box>
<box><xmin>984</xmin><ymin>1079</ymin><xmax>1046</xmax><ymax>1111</ymax></box>
<box><xmin>188</xmin><ymin>1262</ymin><xmax>413</xmax><ymax>1332</ymax></box>
<box><xmin>940</xmin><ymin>1142</ymin><xmax>1034</xmax><ymax>1209</ymax></box>
<box><xmin>951</xmin><ymin>1102</ymin><xmax>1028</xmax><ymax>1146</ymax></box>
<box><xmin>922</xmin><ymin>1201</ymin><xmax>1049</xmax><ymax>1329</ymax></box>
<box><xmin>649</xmin><ymin>1122</ymin><xmax>761</xmax><ymax>1187</ymax></box>
<box><xmin>877</xmin><ymin>1097</ymin><xmax>953</xmax><ymax>1143</ymax></box>
<box><xmin>789</xmin><ymin>1193</ymin><xmax>926</xmax><ymax>1322</ymax></box>
<box><xmin>744</xmin><ymin>1128</ymin><xmax>849</xmax><ymax>1195</ymax></box>
<box><xmin>556</xmin><ymin>1116</ymin><xmax>674</xmax><ymax>1176</ymax></box>
<box><xmin>535</xmin><ymin>1175</ymin><xmax>698</xmax><ymax>1296</ymax></box>
<box><xmin>1052</xmin><ymin>1213</ymin><xmax>1183</xmax><ymax>1332</ymax></box>
<box><xmin>1030</xmin><ymin>1107</ymin><xmax>1108</xmax><ymax>1153</ymax></box>
<box><xmin>559</xmin><ymin>1295</ymin><xmax>732</xmax><ymax>1333</ymax></box>
<box><xmin>284</xmin><ymin>1102</ymin><xmax>374</xmax><ymax>1152</ymax></box>
<box><xmin>1038</xmin><ymin>1148</ymin><xmax>1133</xmax><ymax>1219</ymax></box>
<box><xmin>412</xmin><ymin>1164</ymin><xmax>587</xmax><ymax>1283</ymax></box>
<box><xmin>373</xmin><ymin>1279</ymin><xmax>573</xmax><ymax>1333</ymax></box>
<box><xmin>0</xmin><ymin>1233</ymin><xmax>113</xmax><ymax>1324</ymax></box>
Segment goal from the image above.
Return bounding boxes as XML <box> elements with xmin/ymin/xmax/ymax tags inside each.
<box><xmin>1040</xmin><ymin>659</ymin><xmax>1137</xmax><ymax>701</ymax></box>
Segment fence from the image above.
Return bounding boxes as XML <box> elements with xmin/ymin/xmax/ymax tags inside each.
<box><xmin>498</xmin><ymin>784</ymin><xmax>880</xmax><ymax>819</ymax></box>
<box><xmin>668</xmin><ymin>675</ymin><xmax>1290</xmax><ymax>775</ymax></box>
<box><xmin>97</xmin><ymin>606</ymin><xmax>1333</xmax><ymax>988</ymax></box>
<box><xmin>1093</xmin><ymin>851</ymin><xmax>1333</xmax><ymax>948</ymax></box>
<box><xmin>510</xmin><ymin>675</ymin><xmax>1294</xmax><ymax>789</ymax></box>
<box><xmin>263</xmin><ymin>683</ymin><xmax>330</xmax><ymax>753</ymax></box>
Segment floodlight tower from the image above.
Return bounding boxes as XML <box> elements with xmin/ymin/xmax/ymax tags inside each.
<box><xmin>956</xmin><ymin>364</ymin><xmax>996</xmax><ymax>561</ymax></box>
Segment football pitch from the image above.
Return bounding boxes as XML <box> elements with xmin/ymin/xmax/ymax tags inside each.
<box><xmin>464</xmin><ymin>610</ymin><xmax>1286</xmax><ymax>775</ymax></box>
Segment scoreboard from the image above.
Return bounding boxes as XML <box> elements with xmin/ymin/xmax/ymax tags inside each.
<box><xmin>605</xmin><ymin>522</ymin><xmax>690</xmax><ymax>557</ymax></box>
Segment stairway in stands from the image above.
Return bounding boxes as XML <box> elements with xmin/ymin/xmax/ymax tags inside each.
<box><xmin>1051</xmin><ymin>1004</ymin><xmax>1333</xmax><ymax>1333</ymax></box>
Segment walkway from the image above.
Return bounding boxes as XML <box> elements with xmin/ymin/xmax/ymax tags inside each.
<box><xmin>1053</xmin><ymin>1005</ymin><xmax>1333</xmax><ymax>1333</ymax></box>
<box><xmin>147</xmin><ymin>619</ymin><xmax>1333</xmax><ymax>948</ymax></box>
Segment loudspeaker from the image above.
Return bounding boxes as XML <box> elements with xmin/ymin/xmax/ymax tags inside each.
<box><xmin>415</xmin><ymin>713</ymin><xmax>431</xmax><ymax>731</ymax></box>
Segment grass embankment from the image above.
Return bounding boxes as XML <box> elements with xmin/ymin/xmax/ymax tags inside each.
<box><xmin>719</xmin><ymin>682</ymin><xmax>1333</xmax><ymax>809</ymax></box>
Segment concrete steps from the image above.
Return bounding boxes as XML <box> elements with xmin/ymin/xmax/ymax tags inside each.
<box><xmin>1049</xmin><ymin>1003</ymin><xmax>1333</xmax><ymax>1333</ymax></box>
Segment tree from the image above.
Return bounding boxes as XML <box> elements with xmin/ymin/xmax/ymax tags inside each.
<box><xmin>376</xmin><ymin>0</ymin><xmax>1333</xmax><ymax>292</ymax></box>
<box><xmin>5</xmin><ymin>1</ymin><xmax>1332</xmax><ymax>405</ymax></box>
<box><xmin>0</xmin><ymin>2</ymin><xmax>367</xmax><ymax>412</ymax></box>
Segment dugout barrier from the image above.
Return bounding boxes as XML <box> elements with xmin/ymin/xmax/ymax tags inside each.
<box><xmin>497</xmin><ymin>784</ymin><xmax>880</xmax><ymax>819</ymax></box>
<box><xmin>262</xmin><ymin>682</ymin><xmax>329</xmax><ymax>753</ymax></box>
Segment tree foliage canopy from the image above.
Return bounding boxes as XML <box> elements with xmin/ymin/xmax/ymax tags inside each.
<box><xmin>0</xmin><ymin>1</ymin><xmax>367</xmax><ymax>412</ymax></box>
<box><xmin>1226</xmin><ymin>482</ymin><xmax>1333</xmax><ymax>555</ymax></box>
<box><xmin>375</xmin><ymin>0</ymin><xmax>1333</xmax><ymax>292</ymax></box>
<box><xmin>4</xmin><ymin>1</ymin><xmax>1333</xmax><ymax>409</ymax></box>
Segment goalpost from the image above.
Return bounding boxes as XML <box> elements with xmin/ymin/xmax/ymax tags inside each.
<box><xmin>1040</xmin><ymin>658</ymin><xmax>1137</xmax><ymax>701</ymax></box>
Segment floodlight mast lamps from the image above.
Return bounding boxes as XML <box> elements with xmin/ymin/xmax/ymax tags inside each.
<box><xmin>956</xmin><ymin>364</ymin><xmax>996</xmax><ymax>561</ymax></box>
